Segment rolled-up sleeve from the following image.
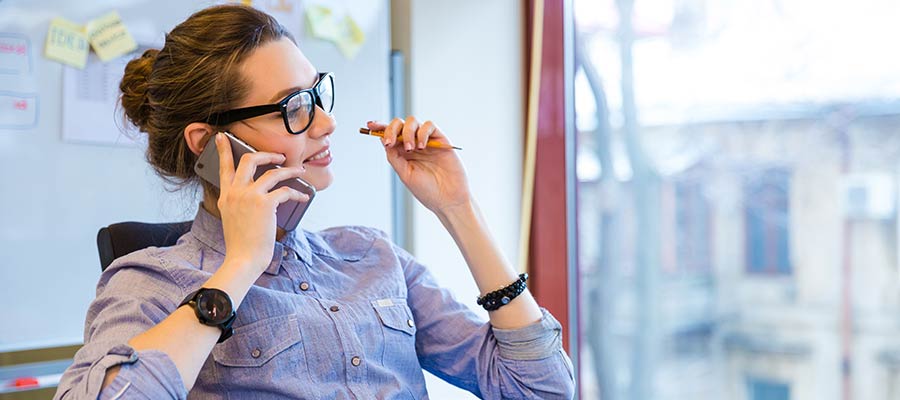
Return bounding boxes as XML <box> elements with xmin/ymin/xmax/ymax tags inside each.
<box><xmin>96</xmin><ymin>348</ymin><xmax>186</xmax><ymax>399</ymax></box>
<box><xmin>491</xmin><ymin>308</ymin><xmax>566</xmax><ymax>360</ymax></box>
<box><xmin>400</xmin><ymin>248</ymin><xmax>576</xmax><ymax>400</ymax></box>
<box><xmin>54</xmin><ymin>255</ymin><xmax>188</xmax><ymax>400</ymax></box>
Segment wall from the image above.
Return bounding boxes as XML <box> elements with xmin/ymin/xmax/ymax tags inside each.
<box><xmin>392</xmin><ymin>0</ymin><xmax>525</xmax><ymax>398</ymax></box>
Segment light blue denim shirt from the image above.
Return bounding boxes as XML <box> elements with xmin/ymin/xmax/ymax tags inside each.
<box><xmin>54</xmin><ymin>207</ymin><xmax>575</xmax><ymax>399</ymax></box>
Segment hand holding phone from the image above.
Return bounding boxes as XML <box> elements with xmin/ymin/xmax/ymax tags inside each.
<box><xmin>194</xmin><ymin>131</ymin><xmax>316</xmax><ymax>232</ymax></box>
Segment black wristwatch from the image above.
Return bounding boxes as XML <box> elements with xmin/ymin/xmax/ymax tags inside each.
<box><xmin>179</xmin><ymin>288</ymin><xmax>236</xmax><ymax>343</ymax></box>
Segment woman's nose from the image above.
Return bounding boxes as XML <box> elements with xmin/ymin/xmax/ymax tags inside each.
<box><xmin>306</xmin><ymin>106</ymin><xmax>336</xmax><ymax>139</ymax></box>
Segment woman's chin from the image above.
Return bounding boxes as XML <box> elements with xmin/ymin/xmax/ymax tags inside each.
<box><xmin>306</xmin><ymin>171</ymin><xmax>333</xmax><ymax>192</ymax></box>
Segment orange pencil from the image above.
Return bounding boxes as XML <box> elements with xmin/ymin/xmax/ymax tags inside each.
<box><xmin>359</xmin><ymin>128</ymin><xmax>462</xmax><ymax>150</ymax></box>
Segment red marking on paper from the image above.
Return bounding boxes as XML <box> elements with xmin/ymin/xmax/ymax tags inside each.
<box><xmin>0</xmin><ymin>41</ymin><xmax>27</xmax><ymax>56</ymax></box>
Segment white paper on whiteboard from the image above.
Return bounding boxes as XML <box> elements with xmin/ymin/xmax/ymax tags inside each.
<box><xmin>0</xmin><ymin>91</ymin><xmax>38</xmax><ymax>129</ymax></box>
<box><xmin>0</xmin><ymin>33</ymin><xmax>32</xmax><ymax>75</ymax></box>
<box><xmin>61</xmin><ymin>49</ymin><xmax>143</xmax><ymax>146</ymax></box>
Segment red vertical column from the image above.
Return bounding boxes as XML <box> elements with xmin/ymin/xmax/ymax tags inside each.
<box><xmin>525</xmin><ymin>0</ymin><xmax>570</xmax><ymax>352</ymax></box>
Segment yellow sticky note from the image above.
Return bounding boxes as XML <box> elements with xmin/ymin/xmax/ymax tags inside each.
<box><xmin>45</xmin><ymin>17</ymin><xmax>89</xmax><ymax>69</ymax></box>
<box><xmin>335</xmin><ymin>15</ymin><xmax>365</xmax><ymax>59</ymax></box>
<box><xmin>306</xmin><ymin>5</ymin><xmax>341</xmax><ymax>42</ymax></box>
<box><xmin>86</xmin><ymin>11</ymin><xmax>137</xmax><ymax>62</ymax></box>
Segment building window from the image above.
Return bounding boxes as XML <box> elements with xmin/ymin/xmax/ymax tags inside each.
<box><xmin>676</xmin><ymin>178</ymin><xmax>712</xmax><ymax>272</ymax></box>
<box><xmin>744</xmin><ymin>168</ymin><xmax>792</xmax><ymax>275</ymax></box>
<box><xmin>747</xmin><ymin>377</ymin><xmax>791</xmax><ymax>400</ymax></box>
<box><xmin>662</xmin><ymin>175</ymin><xmax>713</xmax><ymax>274</ymax></box>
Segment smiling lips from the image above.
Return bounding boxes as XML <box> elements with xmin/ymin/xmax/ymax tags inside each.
<box><xmin>303</xmin><ymin>147</ymin><xmax>331</xmax><ymax>166</ymax></box>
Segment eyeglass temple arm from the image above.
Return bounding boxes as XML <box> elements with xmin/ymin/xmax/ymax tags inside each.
<box><xmin>205</xmin><ymin>104</ymin><xmax>283</xmax><ymax>126</ymax></box>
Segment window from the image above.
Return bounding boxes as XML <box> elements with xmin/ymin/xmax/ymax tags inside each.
<box><xmin>747</xmin><ymin>377</ymin><xmax>791</xmax><ymax>400</ymax></box>
<box><xmin>571</xmin><ymin>0</ymin><xmax>900</xmax><ymax>399</ymax></box>
<box><xmin>661</xmin><ymin>173</ymin><xmax>713</xmax><ymax>274</ymax></box>
<box><xmin>744</xmin><ymin>168</ymin><xmax>792</xmax><ymax>275</ymax></box>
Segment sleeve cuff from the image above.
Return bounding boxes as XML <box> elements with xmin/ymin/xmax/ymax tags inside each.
<box><xmin>77</xmin><ymin>344</ymin><xmax>138</xmax><ymax>399</ymax></box>
<box><xmin>97</xmin><ymin>347</ymin><xmax>187</xmax><ymax>400</ymax></box>
<box><xmin>490</xmin><ymin>307</ymin><xmax>564</xmax><ymax>361</ymax></box>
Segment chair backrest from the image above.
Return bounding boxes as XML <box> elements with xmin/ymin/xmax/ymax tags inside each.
<box><xmin>97</xmin><ymin>221</ymin><xmax>193</xmax><ymax>271</ymax></box>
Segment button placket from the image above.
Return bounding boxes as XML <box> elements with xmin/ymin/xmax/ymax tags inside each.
<box><xmin>278</xmin><ymin>248</ymin><xmax>315</xmax><ymax>295</ymax></box>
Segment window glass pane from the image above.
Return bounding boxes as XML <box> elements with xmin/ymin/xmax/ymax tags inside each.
<box><xmin>747</xmin><ymin>378</ymin><xmax>791</xmax><ymax>400</ymax></box>
<box><xmin>573</xmin><ymin>1</ymin><xmax>900</xmax><ymax>399</ymax></box>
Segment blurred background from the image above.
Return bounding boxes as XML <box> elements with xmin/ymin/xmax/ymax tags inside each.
<box><xmin>574</xmin><ymin>0</ymin><xmax>900</xmax><ymax>399</ymax></box>
<box><xmin>5</xmin><ymin>0</ymin><xmax>900</xmax><ymax>399</ymax></box>
<box><xmin>0</xmin><ymin>1</ymin><xmax>523</xmax><ymax>399</ymax></box>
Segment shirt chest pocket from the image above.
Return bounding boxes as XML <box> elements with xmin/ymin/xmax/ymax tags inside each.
<box><xmin>211</xmin><ymin>314</ymin><xmax>309</xmax><ymax>388</ymax></box>
<box><xmin>372</xmin><ymin>299</ymin><xmax>420</xmax><ymax>373</ymax></box>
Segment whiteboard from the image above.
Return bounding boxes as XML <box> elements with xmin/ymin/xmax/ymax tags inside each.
<box><xmin>0</xmin><ymin>0</ymin><xmax>392</xmax><ymax>352</ymax></box>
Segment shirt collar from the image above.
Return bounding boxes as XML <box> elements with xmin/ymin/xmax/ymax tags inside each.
<box><xmin>280</xmin><ymin>226</ymin><xmax>314</xmax><ymax>268</ymax></box>
<box><xmin>189</xmin><ymin>205</ymin><xmax>314</xmax><ymax>275</ymax></box>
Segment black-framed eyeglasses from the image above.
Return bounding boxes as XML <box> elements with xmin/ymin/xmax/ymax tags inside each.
<box><xmin>204</xmin><ymin>72</ymin><xmax>334</xmax><ymax>135</ymax></box>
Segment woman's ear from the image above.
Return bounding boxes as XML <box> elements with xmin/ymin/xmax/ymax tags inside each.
<box><xmin>184</xmin><ymin>122</ymin><xmax>214</xmax><ymax>156</ymax></box>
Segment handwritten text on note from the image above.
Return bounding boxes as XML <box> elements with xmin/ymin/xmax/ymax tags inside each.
<box><xmin>0</xmin><ymin>33</ymin><xmax>31</xmax><ymax>74</ymax></box>
<box><xmin>44</xmin><ymin>18</ymin><xmax>89</xmax><ymax>69</ymax></box>
<box><xmin>0</xmin><ymin>92</ymin><xmax>39</xmax><ymax>129</ymax></box>
<box><xmin>86</xmin><ymin>11</ymin><xmax>137</xmax><ymax>62</ymax></box>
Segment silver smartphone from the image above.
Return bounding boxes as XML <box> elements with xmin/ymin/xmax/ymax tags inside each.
<box><xmin>194</xmin><ymin>131</ymin><xmax>316</xmax><ymax>232</ymax></box>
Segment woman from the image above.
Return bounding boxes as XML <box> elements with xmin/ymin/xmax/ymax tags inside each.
<box><xmin>55</xmin><ymin>5</ymin><xmax>574</xmax><ymax>399</ymax></box>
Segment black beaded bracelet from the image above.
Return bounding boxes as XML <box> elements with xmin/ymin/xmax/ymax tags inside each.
<box><xmin>476</xmin><ymin>273</ymin><xmax>529</xmax><ymax>311</ymax></box>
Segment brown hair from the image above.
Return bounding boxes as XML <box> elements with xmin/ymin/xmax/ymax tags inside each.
<box><xmin>119</xmin><ymin>5</ymin><xmax>293</xmax><ymax>187</ymax></box>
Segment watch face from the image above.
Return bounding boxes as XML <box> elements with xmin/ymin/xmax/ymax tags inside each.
<box><xmin>197</xmin><ymin>289</ymin><xmax>233</xmax><ymax>324</ymax></box>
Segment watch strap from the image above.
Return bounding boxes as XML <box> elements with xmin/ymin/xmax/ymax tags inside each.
<box><xmin>178</xmin><ymin>289</ymin><xmax>198</xmax><ymax>309</ymax></box>
<box><xmin>218</xmin><ymin>311</ymin><xmax>236</xmax><ymax>343</ymax></box>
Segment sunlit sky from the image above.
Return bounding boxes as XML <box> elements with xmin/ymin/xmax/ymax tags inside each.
<box><xmin>575</xmin><ymin>0</ymin><xmax>900</xmax><ymax>126</ymax></box>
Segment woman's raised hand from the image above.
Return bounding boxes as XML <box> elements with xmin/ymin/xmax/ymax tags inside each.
<box><xmin>367</xmin><ymin>118</ymin><xmax>472</xmax><ymax>216</ymax></box>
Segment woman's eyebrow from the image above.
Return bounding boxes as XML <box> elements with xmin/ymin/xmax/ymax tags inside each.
<box><xmin>268</xmin><ymin>71</ymin><xmax>320</xmax><ymax>103</ymax></box>
<box><xmin>269</xmin><ymin>86</ymin><xmax>302</xmax><ymax>103</ymax></box>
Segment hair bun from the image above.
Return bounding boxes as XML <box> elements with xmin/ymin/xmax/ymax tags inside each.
<box><xmin>119</xmin><ymin>48</ymin><xmax>160</xmax><ymax>130</ymax></box>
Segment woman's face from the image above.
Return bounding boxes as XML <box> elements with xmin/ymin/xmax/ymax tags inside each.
<box><xmin>228</xmin><ymin>37</ymin><xmax>335</xmax><ymax>191</ymax></box>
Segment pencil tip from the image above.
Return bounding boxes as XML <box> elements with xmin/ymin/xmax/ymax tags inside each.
<box><xmin>359</xmin><ymin>128</ymin><xmax>370</xmax><ymax>134</ymax></box>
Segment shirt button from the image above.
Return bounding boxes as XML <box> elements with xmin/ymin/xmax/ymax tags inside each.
<box><xmin>251</xmin><ymin>348</ymin><xmax>261</xmax><ymax>358</ymax></box>
<box><xmin>299</xmin><ymin>282</ymin><xmax>310</xmax><ymax>291</ymax></box>
<box><xmin>407</xmin><ymin>319</ymin><xmax>415</xmax><ymax>328</ymax></box>
<box><xmin>351</xmin><ymin>356</ymin><xmax>361</xmax><ymax>367</ymax></box>
<box><xmin>282</xmin><ymin>248</ymin><xmax>289</xmax><ymax>258</ymax></box>
<box><xmin>330</xmin><ymin>305</ymin><xmax>340</xmax><ymax>312</ymax></box>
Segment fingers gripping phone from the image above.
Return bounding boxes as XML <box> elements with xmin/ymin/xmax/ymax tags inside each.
<box><xmin>194</xmin><ymin>131</ymin><xmax>316</xmax><ymax>232</ymax></box>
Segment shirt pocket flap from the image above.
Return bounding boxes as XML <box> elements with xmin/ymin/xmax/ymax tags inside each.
<box><xmin>212</xmin><ymin>314</ymin><xmax>301</xmax><ymax>367</ymax></box>
<box><xmin>372</xmin><ymin>300</ymin><xmax>416</xmax><ymax>336</ymax></box>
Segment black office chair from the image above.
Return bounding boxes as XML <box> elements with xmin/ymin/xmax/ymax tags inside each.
<box><xmin>97</xmin><ymin>221</ymin><xmax>193</xmax><ymax>271</ymax></box>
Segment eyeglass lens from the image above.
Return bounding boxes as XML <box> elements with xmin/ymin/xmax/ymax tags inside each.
<box><xmin>285</xmin><ymin>75</ymin><xmax>334</xmax><ymax>133</ymax></box>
